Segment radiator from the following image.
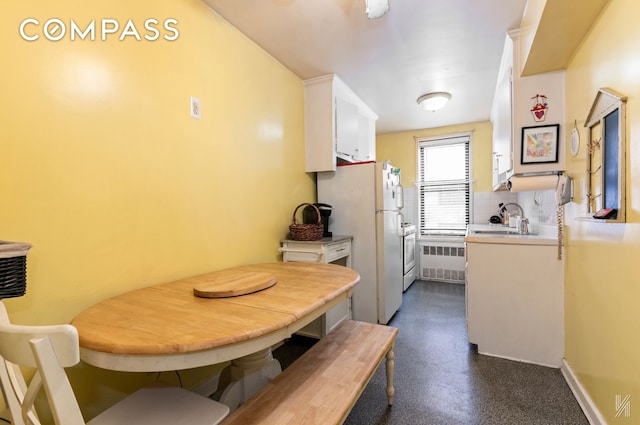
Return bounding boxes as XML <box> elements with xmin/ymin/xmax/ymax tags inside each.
<box><xmin>419</xmin><ymin>239</ymin><xmax>465</xmax><ymax>283</ymax></box>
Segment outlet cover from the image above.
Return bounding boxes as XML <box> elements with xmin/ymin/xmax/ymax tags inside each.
<box><xmin>190</xmin><ymin>97</ymin><xmax>201</xmax><ymax>120</ymax></box>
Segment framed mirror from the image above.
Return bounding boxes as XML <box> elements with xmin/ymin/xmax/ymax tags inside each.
<box><xmin>584</xmin><ymin>88</ymin><xmax>627</xmax><ymax>222</ymax></box>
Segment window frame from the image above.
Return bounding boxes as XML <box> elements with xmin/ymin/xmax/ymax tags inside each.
<box><xmin>416</xmin><ymin>133</ymin><xmax>473</xmax><ymax>237</ymax></box>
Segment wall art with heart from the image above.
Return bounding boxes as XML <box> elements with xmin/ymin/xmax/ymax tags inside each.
<box><xmin>530</xmin><ymin>94</ymin><xmax>548</xmax><ymax>122</ymax></box>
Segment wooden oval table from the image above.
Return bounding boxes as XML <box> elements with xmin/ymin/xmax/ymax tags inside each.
<box><xmin>71</xmin><ymin>262</ymin><xmax>360</xmax><ymax>409</ymax></box>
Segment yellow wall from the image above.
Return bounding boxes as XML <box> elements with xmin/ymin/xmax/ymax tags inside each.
<box><xmin>563</xmin><ymin>0</ymin><xmax>640</xmax><ymax>421</ymax></box>
<box><xmin>0</xmin><ymin>0</ymin><xmax>313</xmax><ymax>420</ymax></box>
<box><xmin>376</xmin><ymin>121</ymin><xmax>494</xmax><ymax>192</ymax></box>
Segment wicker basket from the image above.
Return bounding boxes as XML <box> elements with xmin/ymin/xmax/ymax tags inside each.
<box><xmin>289</xmin><ymin>203</ymin><xmax>324</xmax><ymax>241</ymax></box>
<box><xmin>0</xmin><ymin>241</ymin><xmax>32</xmax><ymax>299</ymax></box>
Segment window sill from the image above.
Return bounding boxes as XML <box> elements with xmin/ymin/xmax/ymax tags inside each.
<box><xmin>575</xmin><ymin>216</ymin><xmax>625</xmax><ymax>224</ymax></box>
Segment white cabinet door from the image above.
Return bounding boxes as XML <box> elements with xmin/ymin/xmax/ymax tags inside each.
<box><xmin>357</xmin><ymin>112</ymin><xmax>375</xmax><ymax>161</ymax></box>
<box><xmin>493</xmin><ymin>68</ymin><xmax>513</xmax><ymax>174</ymax></box>
<box><xmin>491</xmin><ymin>65</ymin><xmax>513</xmax><ymax>190</ymax></box>
<box><xmin>335</xmin><ymin>97</ymin><xmax>360</xmax><ymax>160</ymax></box>
<box><xmin>466</xmin><ymin>241</ymin><xmax>564</xmax><ymax>367</ymax></box>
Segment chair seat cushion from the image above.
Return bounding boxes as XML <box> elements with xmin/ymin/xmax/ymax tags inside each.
<box><xmin>88</xmin><ymin>386</ymin><xmax>229</xmax><ymax>425</ymax></box>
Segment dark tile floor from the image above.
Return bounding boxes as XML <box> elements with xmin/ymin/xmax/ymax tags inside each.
<box><xmin>273</xmin><ymin>280</ymin><xmax>588</xmax><ymax>425</ymax></box>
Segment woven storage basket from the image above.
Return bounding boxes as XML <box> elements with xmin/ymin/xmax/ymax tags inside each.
<box><xmin>289</xmin><ymin>203</ymin><xmax>324</xmax><ymax>241</ymax></box>
<box><xmin>0</xmin><ymin>241</ymin><xmax>32</xmax><ymax>299</ymax></box>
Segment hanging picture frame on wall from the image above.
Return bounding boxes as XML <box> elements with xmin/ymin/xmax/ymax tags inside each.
<box><xmin>521</xmin><ymin>124</ymin><xmax>559</xmax><ymax>164</ymax></box>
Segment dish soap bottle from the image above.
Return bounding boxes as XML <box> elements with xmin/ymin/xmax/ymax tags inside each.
<box><xmin>498</xmin><ymin>203</ymin><xmax>508</xmax><ymax>225</ymax></box>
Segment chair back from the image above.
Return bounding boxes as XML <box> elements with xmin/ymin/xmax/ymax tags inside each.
<box><xmin>0</xmin><ymin>301</ymin><xmax>86</xmax><ymax>425</ymax></box>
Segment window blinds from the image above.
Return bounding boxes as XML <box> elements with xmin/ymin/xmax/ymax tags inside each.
<box><xmin>418</xmin><ymin>136</ymin><xmax>470</xmax><ymax>236</ymax></box>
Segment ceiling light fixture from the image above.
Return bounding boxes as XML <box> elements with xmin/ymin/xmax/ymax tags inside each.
<box><xmin>417</xmin><ymin>92</ymin><xmax>452</xmax><ymax>111</ymax></box>
<box><xmin>365</xmin><ymin>0</ymin><xmax>390</xmax><ymax>20</ymax></box>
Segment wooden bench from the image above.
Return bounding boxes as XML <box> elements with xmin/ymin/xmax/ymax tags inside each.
<box><xmin>220</xmin><ymin>319</ymin><xmax>398</xmax><ymax>425</ymax></box>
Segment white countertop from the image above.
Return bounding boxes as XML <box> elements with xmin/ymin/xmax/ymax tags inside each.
<box><xmin>464</xmin><ymin>224</ymin><xmax>559</xmax><ymax>246</ymax></box>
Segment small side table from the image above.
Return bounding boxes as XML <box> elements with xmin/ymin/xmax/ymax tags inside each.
<box><xmin>280</xmin><ymin>236</ymin><xmax>353</xmax><ymax>338</ymax></box>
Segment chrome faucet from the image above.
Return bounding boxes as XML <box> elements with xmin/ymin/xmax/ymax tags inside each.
<box><xmin>502</xmin><ymin>202</ymin><xmax>525</xmax><ymax>219</ymax></box>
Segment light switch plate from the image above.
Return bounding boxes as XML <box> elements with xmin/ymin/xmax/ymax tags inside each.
<box><xmin>190</xmin><ymin>97</ymin><xmax>201</xmax><ymax>120</ymax></box>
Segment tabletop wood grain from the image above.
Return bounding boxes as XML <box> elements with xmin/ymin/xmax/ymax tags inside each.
<box><xmin>71</xmin><ymin>262</ymin><xmax>359</xmax><ymax>357</ymax></box>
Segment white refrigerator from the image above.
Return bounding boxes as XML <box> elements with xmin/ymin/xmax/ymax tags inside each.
<box><xmin>317</xmin><ymin>161</ymin><xmax>404</xmax><ymax>324</ymax></box>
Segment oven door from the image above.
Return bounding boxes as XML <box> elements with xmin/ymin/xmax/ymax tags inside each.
<box><xmin>403</xmin><ymin>232</ymin><xmax>416</xmax><ymax>274</ymax></box>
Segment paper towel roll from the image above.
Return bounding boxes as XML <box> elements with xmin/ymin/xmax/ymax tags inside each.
<box><xmin>508</xmin><ymin>175</ymin><xmax>558</xmax><ymax>192</ymax></box>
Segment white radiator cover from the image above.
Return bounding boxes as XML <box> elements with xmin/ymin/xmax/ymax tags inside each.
<box><xmin>419</xmin><ymin>238</ymin><xmax>465</xmax><ymax>283</ymax></box>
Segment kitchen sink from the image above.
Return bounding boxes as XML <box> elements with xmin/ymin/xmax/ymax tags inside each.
<box><xmin>472</xmin><ymin>228</ymin><xmax>537</xmax><ymax>236</ymax></box>
<box><xmin>473</xmin><ymin>229</ymin><xmax>515</xmax><ymax>234</ymax></box>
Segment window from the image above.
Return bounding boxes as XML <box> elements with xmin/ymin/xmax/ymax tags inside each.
<box><xmin>603</xmin><ymin>109</ymin><xmax>619</xmax><ymax>210</ymax></box>
<box><xmin>417</xmin><ymin>135</ymin><xmax>471</xmax><ymax>236</ymax></box>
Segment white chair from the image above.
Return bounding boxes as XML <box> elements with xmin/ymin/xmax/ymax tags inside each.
<box><xmin>0</xmin><ymin>302</ymin><xmax>229</xmax><ymax>425</ymax></box>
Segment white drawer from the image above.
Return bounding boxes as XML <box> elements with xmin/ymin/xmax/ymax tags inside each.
<box><xmin>282</xmin><ymin>249</ymin><xmax>322</xmax><ymax>263</ymax></box>
<box><xmin>326</xmin><ymin>241</ymin><xmax>351</xmax><ymax>263</ymax></box>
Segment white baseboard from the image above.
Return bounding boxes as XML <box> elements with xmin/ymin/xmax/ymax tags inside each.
<box><xmin>561</xmin><ymin>359</ymin><xmax>607</xmax><ymax>425</ymax></box>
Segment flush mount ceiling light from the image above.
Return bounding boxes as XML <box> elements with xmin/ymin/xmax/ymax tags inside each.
<box><xmin>365</xmin><ymin>0</ymin><xmax>390</xmax><ymax>19</ymax></box>
<box><xmin>417</xmin><ymin>92</ymin><xmax>452</xmax><ymax>111</ymax></box>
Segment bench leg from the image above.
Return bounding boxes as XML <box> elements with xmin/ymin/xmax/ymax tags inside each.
<box><xmin>385</xmin><ymin>342</ymin><xmax>395</xmax><ymax>406</ymax></box>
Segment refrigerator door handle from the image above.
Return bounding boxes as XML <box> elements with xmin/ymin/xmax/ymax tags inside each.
<box><xmin>396</xmin><ymin>185</ymin><xmax>404</xmax><ymax>210</ymax></box>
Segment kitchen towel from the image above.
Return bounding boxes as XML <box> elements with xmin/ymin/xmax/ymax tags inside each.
<box><xmin>508</xmin><ymin>175</ymin><xmax>558</xmax><ymax>192</ymax></box>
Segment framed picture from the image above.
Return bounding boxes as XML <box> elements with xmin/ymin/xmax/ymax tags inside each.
<box><xmin>521</xmin><ymin>124</ymin><xmax>560</xmax><ymax>164</ymax></box>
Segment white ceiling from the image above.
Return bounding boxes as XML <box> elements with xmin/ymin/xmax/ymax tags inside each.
<box><xmin>202</xmin><ymin>0</ymin><xmax>528</xmax><ymax>134</ymax></box>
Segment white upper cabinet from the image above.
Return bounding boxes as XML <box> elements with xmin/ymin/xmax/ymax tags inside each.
<box><xmin>490</xmin><ymin>40</ymin><xmax>514</xmax><ymax>190</ymax></box>
<box><xmin>335</xmin><ymin>96</ymin><xmax>360</xmax><ymax>161</ymax></box>
<box><xmin>304</xmin><ymin>74</ymin><xmax>378</xmax><ymax>172</ymax></box>
<box><xmin>357</xmin><ymin>111</ymin><xmax>375</xmax><ymax>163</ymax></box>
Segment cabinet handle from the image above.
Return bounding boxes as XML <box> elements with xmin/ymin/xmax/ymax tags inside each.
<box><xmin>279</xmin><ymin>248</ymin><xmax>323</xmax><ymax>256</ymax></box>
